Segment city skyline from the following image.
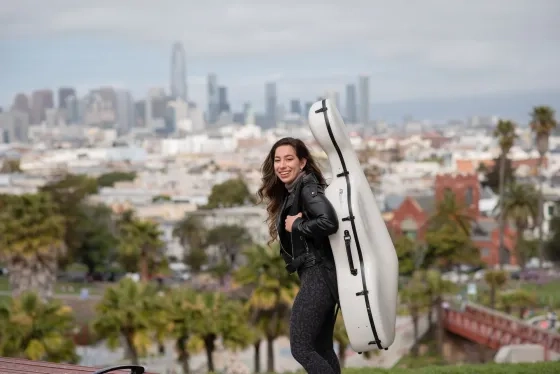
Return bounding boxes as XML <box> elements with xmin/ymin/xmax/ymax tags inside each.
<box><xmin>1</xmin><ymin>0</ymin><xmax>559</xmax><ymax>121</ymax></box>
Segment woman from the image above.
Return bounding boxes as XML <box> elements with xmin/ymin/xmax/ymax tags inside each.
<box><xmin>257</xmin><ymin>137</ymin><xmax>341</xmax><ymax>374</ymax></box>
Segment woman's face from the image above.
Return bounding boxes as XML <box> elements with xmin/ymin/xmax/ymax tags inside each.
<box><xmin>274</xmin><ymin>145</ymin><xmax>306</xmax><ymax>184</ymax></box>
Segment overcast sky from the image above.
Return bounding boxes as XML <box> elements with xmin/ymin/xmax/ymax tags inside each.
<box><xmin>1</xmin><ymin>0</ymin><xmax>559</xmax><ymax>115</ymax></box>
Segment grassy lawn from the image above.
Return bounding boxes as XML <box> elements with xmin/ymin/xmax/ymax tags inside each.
<box><xmin>520</xmin><ymin>279</ymin><xmax>560</xmax><ymax>308</ymax></box>
<box><xmin>265</xmin><ymin>362</ymin><xmax>560</xmax><ymax>373</ymax></box>
<box><xmin>0</xmin><ymin>276</ymin><xmax>102</xmax><ymax>295</ymax></box>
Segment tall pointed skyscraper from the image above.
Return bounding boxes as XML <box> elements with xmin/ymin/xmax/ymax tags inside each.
<box><xmin>358</xmin><ymin>75</ymin><xmax>370</xmax><ymax>125</ymax></box>
<box><xmin>170</xmin><ymin>42</ymin><xmax>187</xmax><ymax>101</ymax></box>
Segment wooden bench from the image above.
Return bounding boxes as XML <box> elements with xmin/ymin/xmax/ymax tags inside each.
<box><xmin>0</xmin><ymin>357</ymin><xmax>158</xmax><ymax>374</ymax></box>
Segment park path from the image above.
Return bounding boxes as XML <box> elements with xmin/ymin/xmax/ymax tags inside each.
<box><xmin>0</xmin><ymin>290</ymin><xmax>102</xmax><ymax>300</ymax></box>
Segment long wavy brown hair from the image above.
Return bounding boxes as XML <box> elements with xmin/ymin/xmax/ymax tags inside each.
<box><xmin>257</xmin><ymin>137</ymin><xmax>326</xmax><ymax>245</ymax></box>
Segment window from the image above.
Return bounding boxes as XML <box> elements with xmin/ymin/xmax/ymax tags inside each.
<box><xmin>481</xmin><ymin>248</ymin><xmax>490</xmax><ymax>257</ymax></box>
<box><xmin>465</xmin><ymin>187</ymin><xmax>474</xmax><ymax>206</ymax></box>
<box><xmin>403</xmin><ymin>230</ymin><xmax>417</xmax><ymax>240</ymax></box>
<box><xmin>400</xmin><ymin>218</ymin><xmax>418</xmax><ymax>240</ymax></box>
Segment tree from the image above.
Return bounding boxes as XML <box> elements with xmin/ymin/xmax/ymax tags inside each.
<box><xmin>164</xmin><ymin>287</ymin><xmax>205</xmax><ymax>374</ymax></box>
<box><xmin>530</xmin><ymin>105</ymin><xmax>558</xmax><ymax>268</ymax></box>
<box><xmin>0</xmin><ymin>159</ymin><xmax>21</xmax><ymax>173</ymax></box>
<box><xmin>429</xmin><ymin>190</ymin><xmax>474</xmax><ymax>235</ymax></box>
<box><xmin>333</xmin><ymin>314</ymin><xmax>350</xmax><ymax>367</ymax></box>
<box><xmin>234</xmin><ymin>244</ymin><xmax>299</xmax><ymax>372</ymax></box>
<box><xmin>191</xmin><ymin>292</ymin><xmax>253</xmax><ymax>372</ymax></box>
<box><xmin>496</xmin><ymin>183</ymin><xmax>539</xmax><ymax>268</ymax></box>
<box><xmin>72</xmin><ymin>203</ymin><xmax>118</xmax><ymax>275</ymax></box>
<box><xmin>203</xmin><ymin>178</ymin><xmax>255</xmax><ymax>209</ymax></box>
<box><xmin>424</xmin><ymin>224</ymin><xmax>480</xmax><ymax>270</ymax></box>
<box><xmin>400</xmin><ymin>272</ymin><xmax>429</xmax><ymax>357</ymax></box>
<box><xmin>206</xmin><ymin>224</ymin><xmax>252</xmax><ymax>279</ymax></box>
<box><xmin>0</xmin><ymin>291</ymin><xmax>78</xmax><ymax>363</ymax></box>
<box><xmin>96</xmin><ymin>171</ymin><xmax>136</xmax><ymax>187</ymax></box>
<box><xmin>172</xmin><ymin>215</ymin><xmax>208</xmax><ymax>273</ymax></box>
<box><xmin>394</xmin><ymin>236</ymin><xmax>416</xmax><ymax>276</ymax></box>
<box><xmin>545</xmin><ymin>216</ymin><xmax>560</xmax><ymax>263</ymax></box>
<box><xmin>484</xmin><ymin>270</ymin><xmax>508</xmax><ymax>309</ymax></box>
<box><xmin>493</xmin><ymin>119</ymin><xmax>518</xmax><ymax>269</ymax></box>
<box><xmin>39</xmin><ymin>174</ymin><xmax>99</xmax><ymax>268</ymax></box>
<box><xmin>482</xmin><ymin>157</ymin><xmax>516</xmax><ymax>194</ymax></box>
<box><xmin>117</xmin><ymin>211</ymin><xmax>166</xmax><ymax>281</ymax></box>
<box><xmin>93</xmin><ymin>278</ymin><xmax>158</xmax><ymax>365</ymax></box>
<box><xmin>425</xmin><ymin>269</ymin><xmax>457</xmax><ymax>357</ymax></box>
<box><xmin>500</xmin><ymin>288</ymin><xmax>537</xmax><ymax>319</ymax></box>
<box><xmin>0</xmin><ymin>193</ymin><xmax>66</xmax><ymax>300</ymax></box>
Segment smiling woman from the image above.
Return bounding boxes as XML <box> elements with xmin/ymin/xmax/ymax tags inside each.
<box><xmin>257</xmin><ymin>137</ymin><xmax>341</xmax><ymax>374</ymax></box>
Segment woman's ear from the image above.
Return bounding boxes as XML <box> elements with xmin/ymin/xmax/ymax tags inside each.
<box><xmin>300</xmin><ymin>158</ymin><xmax>307</xmax><ymax>171</ymax></box>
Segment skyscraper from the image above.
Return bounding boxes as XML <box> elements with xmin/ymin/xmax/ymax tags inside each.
<box><xmin>207</xmin><ymin>73</ymin><xmax>219</xmax><ymax>125</ymax></box>
<box><xmin>218</xmin><ymin>86</ymin><xmax>230</xmax><ymax>113</ymax></box>
<box><xmin>358</xmin><ymin>75</ymin><xmax>370</xmax><ymax>125</ymax></box>
<box><xmin>58</xmin><ymin>87</ymin><xmax>76</xmax><ymax>109</ymax></box>
<box><xmin>265</xmin><ymin>82</ymin><xmax>277</xmax><ymax>128</ymax></box>
<box><xmin>290</xmin><ymin>99</ymin><xmax>302</xmax><ymax>115</ymax></box>
<box><xmin>345</xmin><ymin>84</ymin><xmax>357</xmax><ymax>123</ymax></box>
<box><xmin>170</xmin><ymin>42</ymin><xmax>187</xmax><ymax>101</ymax></box>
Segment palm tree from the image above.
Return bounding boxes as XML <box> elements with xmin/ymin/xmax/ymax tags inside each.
<box><xmin>500</xmin><ymin>288</ymin><xmax>537</xmax><ymax>319</ymax></box>
<box><xmin>493</xmin><ymin>119</ymin><xmax>518</xmax><ymax>268</ymax></box>
<box><xmin>234</xmin><ymin>244</ymin><xmax>299</xmax><ymax>372</ymax></box>
<box><xmin>400</xmin><ymin>271</ymin><xmax>429</xmax><ymax>357</ymax></box>
<box><xmin>191</xmin><ymin>291</ymin><xmax>252</xmax><ymax>373</ymax></box>
<box><xmin>93</xmin><ymin>277</ymin><xmax>159</xmax><ymax>365</ymax></box>
<box><xmin>425</xmin><ymin>269</ymin><xmax>456</xmax><ymax>357</ymax></box>
<box><xmin>484</xmin><ymin>270</ymin><xmax>508</xmax><ymax>309</ymax></box>
<box><xmin>333</xmin><ymin>314</ymin><xmax>350</xmax><ymax>367</ymax></box>
<box><xmin>117</xmin><ymin>211</ymin><xmax>166</xmax><ymax>281</ymax></box>
<box><xmin>424</xmin><ymin>223</ymin><xmax>479</xmax><ymax>270</ymax></box>
<box><xmin>429</xmin><ymin>189</ymin><xmax>474</xmax><ymax>235</ymax></box>
<box><xmin>172</xmin><ymin>214</ymin><xmax>208</xmax><ymax>273</ymax></box>
<box><xmin>0</xmin><ymin>193</ymin><xmax>66</xmax><ymax>300</ymax></box>
<box><xmin>496</xmin><ymin>183</ymin><xmax>539</xmax><ymax>268</ymax></box>
<box><xmin>0</xmin><ymin>291</ymin><xmax>78</xmax><ymax>363</ymax></box>
<box><xmin>530</xmin><ymin>105</ymin><xmax>558</xmax><ymax>268</ymax></box>
<box><xmin>165</xmin><ymin>287</ymin><xmax>205</xmax><ymax>374</ymax></box>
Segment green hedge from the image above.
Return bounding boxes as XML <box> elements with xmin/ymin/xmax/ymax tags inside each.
<box><xmin>268</xmin><ymin>362</ymin><xmax>560</xmax><ymax>374</ymax></box>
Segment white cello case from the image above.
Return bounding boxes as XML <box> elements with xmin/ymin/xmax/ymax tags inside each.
<box><xmin>308</xmin><ymin>99</ymin><xmax>399</xmax><ymax>353</ymax></box>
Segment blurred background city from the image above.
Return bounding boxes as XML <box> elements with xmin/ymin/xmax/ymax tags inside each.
<box><xmin>0</xmin><ymin>1</ymin><xmax>559</xmax><ymax>373</ymax></box>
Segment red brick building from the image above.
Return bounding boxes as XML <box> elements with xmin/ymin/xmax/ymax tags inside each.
<box><xmin>388</xmin><ymin>196</ymin><xmax>432</xmax><ymax>241</ymax></box>
<box><xmin>388</xmin><ymin>172</ymin><xmax>517</xmax><ymax>267</ymax></box>
<box><xmin>434</xmin><ymin>173</ymin><xmax>480</xmax><ymax>218</ymax></box>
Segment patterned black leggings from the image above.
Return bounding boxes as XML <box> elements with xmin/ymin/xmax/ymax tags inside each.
<box><xmin>290</xmin><ymin>263</ymin><xmax>341</xmax><ymax>374</ymax></box>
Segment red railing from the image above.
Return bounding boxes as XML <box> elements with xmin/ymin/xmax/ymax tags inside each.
<box><xmin>443</xmin><ymin>302</ymin><xmax>560</xmax><ymax>358</ymax></box>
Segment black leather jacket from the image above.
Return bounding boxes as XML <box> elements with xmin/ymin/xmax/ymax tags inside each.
<box><xmin>277</xmin><ymin>172</ymin><xmax>339</xmax><ymax>273</ymax></box>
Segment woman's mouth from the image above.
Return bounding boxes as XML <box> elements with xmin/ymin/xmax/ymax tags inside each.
<box><xmin>280</xmin><ymin>171</ymin><xmax>290</xmax><ymax>178</ymax></box>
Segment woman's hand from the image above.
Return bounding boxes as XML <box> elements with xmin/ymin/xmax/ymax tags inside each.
<box><xmin>285</xmin><ymin>213</ymin><xmax>302</xmax><ymax>232</ymax></box>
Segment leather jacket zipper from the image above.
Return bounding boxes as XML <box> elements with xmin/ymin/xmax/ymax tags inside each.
<box><xmin>280</xmin><ymin>232</ymin><xmax>294</xmax><ymax>259</ymax></box>
<box><xmin>289</xmin><ymin>231</ymin><xmax>295</xmax><ymax>258</ymax></box>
